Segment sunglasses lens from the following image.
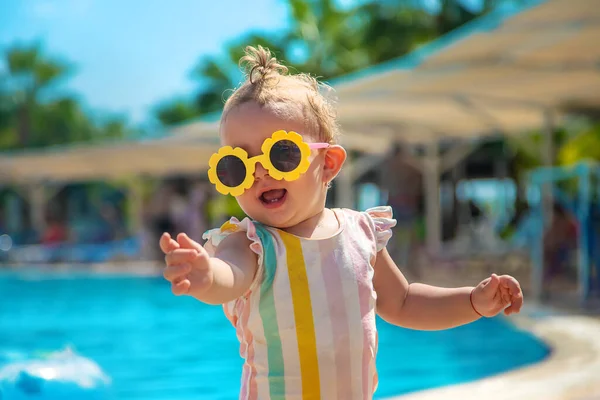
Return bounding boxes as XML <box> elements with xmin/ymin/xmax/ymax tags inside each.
<box><xmin>216</xmin><ymin>155</ymin><xmax>247</xmax><ymax>187</ymax></box>
<box><xmin>270</xmin><ymin>140</ymin><xmax>302</xmax><ymax>173</ymax></box>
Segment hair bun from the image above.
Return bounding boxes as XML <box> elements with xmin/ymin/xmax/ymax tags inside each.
<box><xmin>240</xmin><ymin>45</ymin><xmax>288</xmax><ymax>84</ymax></box>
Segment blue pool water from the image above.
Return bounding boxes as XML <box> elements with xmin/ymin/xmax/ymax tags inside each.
<box><xmin>0</xmin><ymin>268</ymin><xmax>549</xmax><ymax>399</ymax></box>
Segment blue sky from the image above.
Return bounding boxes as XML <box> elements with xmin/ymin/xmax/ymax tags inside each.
<box><xmin>0</xmin><ymin>0</ymin><xmax>292</xmax><ymax>124</ymax></box>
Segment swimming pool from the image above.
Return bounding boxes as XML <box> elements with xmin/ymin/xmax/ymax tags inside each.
<box><xmin>0</xmin><ymin>268</ymin><xmax>549</xmax><ymax>399</ymax></box>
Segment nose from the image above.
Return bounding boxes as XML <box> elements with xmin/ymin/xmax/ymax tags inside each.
<box><xmin>254</xmin><ymin>162</ymin><xmax>269</xmax><ymax>180</ymax></box>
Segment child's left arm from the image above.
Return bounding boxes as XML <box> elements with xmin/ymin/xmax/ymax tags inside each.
<box><xmin>372</xmin><ymin>247</ymin><xmax>524</xmax><ymax>330</ymax></box>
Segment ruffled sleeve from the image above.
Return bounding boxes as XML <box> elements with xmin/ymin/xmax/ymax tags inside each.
<box><xmin>202</xmin><ymin>217</ymin><xmax>264</xmax><ymax>295</ymax></box>
<box><xmin>365</xmin><ymin>206</ymin><xmax>397</xmax><ymax>252</ymax></box>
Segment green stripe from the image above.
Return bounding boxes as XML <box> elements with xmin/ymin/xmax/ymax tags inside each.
<box><xmin>254</xmin><ymin>224</ymin><xmax>286</xmax><ymax>398</ymax></box>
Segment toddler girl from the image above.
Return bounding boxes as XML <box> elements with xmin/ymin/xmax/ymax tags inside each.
<box><xmin>161</xmin><ymin>45</ymin><xmax>523</xmax><ymax>400</ymax></box>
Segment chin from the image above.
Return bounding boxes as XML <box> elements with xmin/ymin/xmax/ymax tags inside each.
<box><xmin>249</xmin><ymin>211</ymin><xmax>295</xmax><ymax>229</ymax></box>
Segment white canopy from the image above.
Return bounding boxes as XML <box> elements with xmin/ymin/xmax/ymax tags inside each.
<box><xmin>0</xmin><ymin>136</ymin><xmax>220</xmax><ymax>184</ymax></box>
<box><xmin>333</xmin><ymin>0</ymin><xmax>600</xmax><ymax>143</ymax></box>
<box><xmin>0</xmin><ymin>117</ymin><xmax>393</xmax><ymax>184</ymax></box>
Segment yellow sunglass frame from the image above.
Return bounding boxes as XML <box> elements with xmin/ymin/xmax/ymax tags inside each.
<box><xmin>207</xmin><ymin>130</ymin><xmax>329</xmax><ymax>196</ymax></box>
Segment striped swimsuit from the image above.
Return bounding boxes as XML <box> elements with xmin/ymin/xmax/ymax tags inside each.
<box><xmin>203</xmin><ymin>206</ymin><xmax>395</xmax><ymax>400</ymax></box>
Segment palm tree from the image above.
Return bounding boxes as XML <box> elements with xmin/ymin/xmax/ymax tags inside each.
<box><xmin>4</xmin><ymin>42</ymin><xmax>71</xmax><ymax>147</ymax></box>
<box><xmin>358</xmin><ymin>1</ymin><xmax>436</xmax><ymax>65</ymax></box>
<box><xmin>284</xmin><ymin>0</ymin><xmax>365</xmax><ymax>78</ymax></box>
<box><xmin>1</xmin><ymin>42</ymin><xmax>131</xmax><ymax>150</ymax></box>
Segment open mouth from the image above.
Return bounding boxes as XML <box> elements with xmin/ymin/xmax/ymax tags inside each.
<box><xmin>259</xmin><ymin>189</ymin><xmax>287</xmax><ymax>207</ymax></box>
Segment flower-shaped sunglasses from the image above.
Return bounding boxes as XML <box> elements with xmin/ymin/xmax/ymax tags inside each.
<box><xmin>208</xmin><ymin>130</ymin><xmax>329</xmax><ymax>196</ymax></box>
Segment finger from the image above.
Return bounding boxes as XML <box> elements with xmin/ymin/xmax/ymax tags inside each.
<box><xmin>499</xmin><ymin>275</ymin><xmax>521</xmax><ymax>293</ymax></box>
<box><xmin>499</xmin><ymin>285</ymin><xmax>511</xmax><ymax>304</ymax></box>
<box><xmin>177</xmin><ymin>233</ymin><xmax>205</xmax><ymax>253</ymax></box>
<box><xmin>160</xmin><ymin>232</ymin><xmax>180</xmax><ymax>254</ymax></box>
<box><xmin>165</xmin><ymin>249</ymin><xmax>199</xmax><ymax>266</ymax></box>
<box><xmin>482</xmin><ymin>274</ymin><xmax>500</xmax><ymax>296</ymax></box>
<box><xmin>172</xmin><ymin>278</ymin><xmax>191</xmax><ymax>296</ymax></box>
<box><xmin>163</xmin><ymin>264</ymin><xmax>191</xmax><ymax>282</ymax></box>
<box><xmin>504</xmin><ymin>291</ymin><xmax>524</xmax><ymax>315</ymax></box>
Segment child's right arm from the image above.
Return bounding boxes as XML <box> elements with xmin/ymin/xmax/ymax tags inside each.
<box><xmin>161</xmin><ymin>232</ymin><xmax>258</xmax><ymax>305</ymax></box>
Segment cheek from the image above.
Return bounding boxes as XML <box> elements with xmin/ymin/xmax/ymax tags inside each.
<box><xmin>292</xmin><ymin>161</ymin><xmax>324</xmax><ymax>190</ymax></box>
<box><xmin>306</xmin><ymin>156</ymin><xmax>325</xmax><ymax>180</ymax></box>
<box><xmin>235</xmin><ymin>193</ymin><xmax>254</xmax><ymax>213</ymax></box>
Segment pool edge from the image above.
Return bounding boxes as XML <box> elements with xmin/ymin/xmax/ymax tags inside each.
<box><xmin>384</xmin><ymin>305</ymin><xmax>600</xmax><ymax>400</ymax></box>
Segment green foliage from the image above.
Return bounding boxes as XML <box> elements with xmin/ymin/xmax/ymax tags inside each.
<box><xmin>558</xmin><ymin>124</ymin><xmax>600</xmax><ymax>165</ymax></box>
<box><xmin>360</xmin><ymin>3</ymin><xmax>436</xmax><ymax>63</ymax></box>
<box><xmin>154</xmin><ymin>0</ymin><xmax>498</xmax><ymax>126</ymax></box>
<box><xmin>0</xmin><ymin>42</ymin><xmax>132</xmax><ymax>150</ymax></box>
<box><xmin>154</xmin><ymin>99</ymin><xmax>200</xmax><ymax>126</ymax></box>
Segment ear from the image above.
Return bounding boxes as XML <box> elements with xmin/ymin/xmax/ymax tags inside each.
<box><xmin>322</xmin><ymin>145</ymin><xmax>347</xmax><ymax>185</ymax></box>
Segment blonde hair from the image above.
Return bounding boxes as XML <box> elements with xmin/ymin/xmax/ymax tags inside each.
<box><xmin>221</xmin><ymin>45</ymin><xmax>340</xmax><ymax>144</ymax></box>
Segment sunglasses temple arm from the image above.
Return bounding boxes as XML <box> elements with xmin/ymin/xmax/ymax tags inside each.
<box><xmin>308</xmin><ymin>143</ymin><xmax>330</xmax><ymax>149</ymax></box>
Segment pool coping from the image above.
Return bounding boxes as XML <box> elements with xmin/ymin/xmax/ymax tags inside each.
<box><xmin>385</xmin><ymin>305</ymin><xmax>600</xmax><ymax>400</ymax></box>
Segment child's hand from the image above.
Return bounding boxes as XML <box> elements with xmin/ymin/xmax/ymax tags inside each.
<box><xmin>161</xmin><ymin>233</ymin><xmax>214</xmax><ymax>297</ymax></box>
<box><xmin>159</xmin><ymin>232</ymin><xmax>179</xmax><ymax>254</ymax></box>
<box><xmin>471</xmin><ymin>274</ymin><xmax>523</xmax><ymax>317</ymax></box>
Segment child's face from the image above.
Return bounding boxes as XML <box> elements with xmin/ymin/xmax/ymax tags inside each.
<box><xmin>220</xmin><ymin>101</ymin><xmax>332</xmax><ymax>228</ymax></box>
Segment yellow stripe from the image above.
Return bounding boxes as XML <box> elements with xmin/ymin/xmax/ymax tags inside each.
<box><xmin>279</xmin><ymin>231</ymin><xmax>321</xmax><ymax>399</ymax></box>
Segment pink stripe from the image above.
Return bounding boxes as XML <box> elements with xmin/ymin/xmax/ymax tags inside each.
<box><xmin>319</xmin><ymin>239</ymin><xmax>353</xmax><ymax>399</ymax></box>
<box><xmin>238</xmin><ymin>297</ymin><xmax>258</xmax><ymax>400</ymax></box>
<box><xmin>345</xmin><ymin>223</ymin><xmax>376</xmax><ymax>400</ymax></box>
<box><xmin>235</xmin><ymin>301</ymin><xmax>249</xmax><ymax>398</ymax></box>
<box><xmin>223</xmin><ymin>303</ymin><xmax>236</xmax><ymax>326</ymax></box>
<box><xmin>373</xmin><ymin>331</ymin><xmax>379</xmax><ymax>392</ymax></box>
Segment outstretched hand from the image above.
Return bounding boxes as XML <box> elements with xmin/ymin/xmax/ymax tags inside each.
<box><xmin>471</xmin><ymin>274</ymin><xmax>523</xmax><ymax>317</ymax></box>
<box><xmin>160</xmin><ymin>232</ymin><xmax>214</xmax><ymax>297</ymax></box>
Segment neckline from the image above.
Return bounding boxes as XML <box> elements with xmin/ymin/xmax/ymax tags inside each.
<box><xmin>265</xmin><ymin>208</ymin><xmax>346</xmax><ymax>241</ymax></box>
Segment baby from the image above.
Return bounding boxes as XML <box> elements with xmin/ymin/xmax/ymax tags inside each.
<box><xmin>161</xmin><ymin>45</ymin><xmax>523</xmax><ymax>400</ymax></box>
